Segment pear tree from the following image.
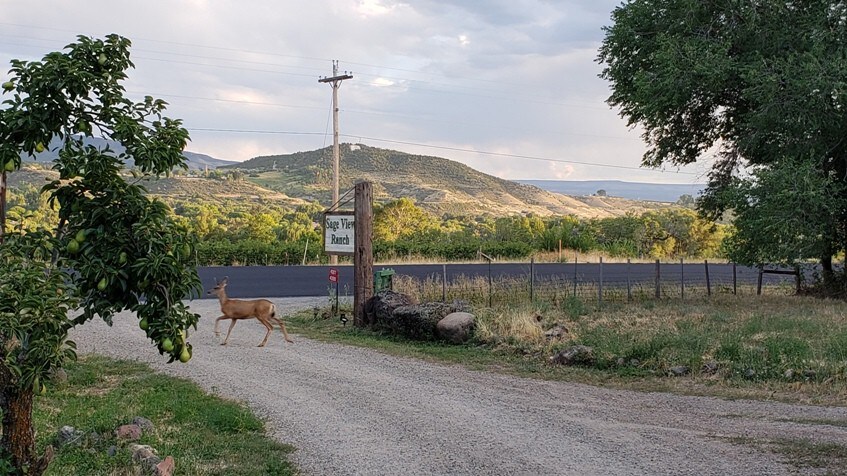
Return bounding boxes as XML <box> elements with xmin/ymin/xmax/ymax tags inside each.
<box><xmin>0</xmin><ymin>35</ymin><xmax>200</xmax><ymax>474</ymax></box>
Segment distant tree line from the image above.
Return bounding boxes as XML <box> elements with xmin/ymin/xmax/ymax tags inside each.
<box><xmin>6</xmin><ymin>186</ymin><xmax>727</xmax><ymax>265</ymax></box>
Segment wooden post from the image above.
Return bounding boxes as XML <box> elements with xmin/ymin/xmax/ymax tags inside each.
<box><xmin>680</xmin><ymin>257</ymin><xmax>684</xmax><ymax>300</ymax></box>
<box><xmin>442</xmin><ymin>263</ymin><xmax>447</xmax><ymax>302</ymax></box>
<box><xmin>733</xmin><ymin>262</ymin><xmax>737</xmax><ymax>295</ymax></box>
<box><xmin>756</xmin><ymin>266</ymin><xmax>763</xmax><ymax>296</ymax></box>
<box><xmin>626</xmin><ymin>258</ymin><xmax>632</xmax><ymax>301</ymax></box>
<box><xmin>572</xmin><ymin>253</ymin><xmax>578</xmax><ymax>297</ymax></box>
<box><xmin>598</xmin><ymin>256</ymin><xmax>603</xmax><ymax>307</ymax></box>
<box><xmin>353</xmin><ymin>181</ymin><xmax>373</xmax><ymax>327</ymax></box>
<box><xmin>655</xmin><ymin>259</ymin><xmax>661</xmax><ymax>299</ymax></box>
<box><xmin>530</xmin><ymin>257</ymin><xmax>535</xmax><ymax>303</ymax></box>
<box><xmin>705</xmin><ymin>260</ymin><xmax>711</xmax><ymax>296</ymax></box>
<box><xmin>794</xmin><ymin>265</ymin><xmax>801</xmax><ymax>294</ymax></box>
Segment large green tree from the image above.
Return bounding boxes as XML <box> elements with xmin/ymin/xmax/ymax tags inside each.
<box><xmin>0</xmin><ymin>35</ymin><xmax>199</xmax><ymax>474</ymax></box>
<box><xmin>598</xmin><ymin>0</ymin><xmax>847</xmax><ymax>283</ymax></box>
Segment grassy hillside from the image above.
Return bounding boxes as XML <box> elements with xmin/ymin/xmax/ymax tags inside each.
<box><xmin>222</xmin><ymin>144</ymin><xmax>672</xmax><ymax>218</ymax></box>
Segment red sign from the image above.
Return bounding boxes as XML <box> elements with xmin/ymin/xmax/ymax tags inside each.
<box><xmin>329</xmin><ymin>268</ymin><xmax>338</xmax><ymax>282</ymax></box>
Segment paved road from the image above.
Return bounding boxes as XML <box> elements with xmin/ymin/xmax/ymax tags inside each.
<box><xmin>197</xmin><ymin>262</ymin><xmax>788</xmax><ymax>298</ymax></box>
<box><xmin>73</xmin><ymin>298</ymin><xmax>847</xmax><ymax>476</ymax></box>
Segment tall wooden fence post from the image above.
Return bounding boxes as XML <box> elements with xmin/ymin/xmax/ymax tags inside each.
<box><xmin>572</xmin><ymin>253</ymin><xmax>578</xmax><ymax>297</ymax></box>
<box><xmin>626</xmin><ymin>258</ymin><xmax>632</xmax><ymax>301</ymax></box>
<box><xmin>756</xmin><ymin>266</ymin><xmax>764</xmax><ymax>296</ymax></box>
<box><xmin>705</xmin><ymin>260</ymin><xmax>711</xmax><ymax>296</ymax></box>
<box><xmin>733</xmin><ymin>262</ymin><xmax>737</xmax><ymax>295</ymax></box>
<box><xmin>655</xmin><ymin>259</ymin><xmax>661</xmax><ymax>299</ymax></box>
<box><xmin>680</xmin><ymin>258</ymin><xmax>684</xmax><ymax>300</ymax></box>
<box><xmin>353</xmin><ymin>181</ymin><xmax>373</xmax><ymax>327</ymax></box>
<box><xmin>598</xmin><ymin>256</ymin><xmax>604</xmax><ymax>307</ymax></box>
<box><xmin>442</xmin><ymin>264</ymin><xmax>447</xmax><ymax>302</ymax></box>
<box><xmin>530</xmin><ymin>257</ymin><xmax>535</xmax><ymax>303</ymax></box>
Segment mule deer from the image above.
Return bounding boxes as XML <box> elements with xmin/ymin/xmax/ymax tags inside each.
<box><xmin>207</xmin><ymin>277</ymin><xmax>293</xmax><ymax>347</ymax></box>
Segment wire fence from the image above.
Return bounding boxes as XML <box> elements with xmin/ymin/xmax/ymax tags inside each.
<box><xmin>393</xmin><ymin>259</ymin><xmax>802</xmax><ymax>309</ymax></box>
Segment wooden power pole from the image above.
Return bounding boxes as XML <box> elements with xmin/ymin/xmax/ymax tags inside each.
<box><xmin>319</xmin><ymin>61</ymin><xmax>353</xmax><ymax>265</ymax></box>
<box><xmin>353</xmin><ymin>181</ymin><xmax>373</xmax><ymax>327</ymax></box>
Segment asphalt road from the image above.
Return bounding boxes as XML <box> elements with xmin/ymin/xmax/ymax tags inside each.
<box><xmin>196</xmin><ymin>262</ymin><xmax>789</xmax><ymax>298</ymax></box>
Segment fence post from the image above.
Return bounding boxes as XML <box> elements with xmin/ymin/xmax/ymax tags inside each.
<box><xmin>626</xmin><ymin>258</ymin><xmax>632</xmax><ymax>302</ymax></box>
<box><xmin>655</xmin><ymin>259</ymin><xmax>661</xmax><ymax>299</ymax></box>
<box><xmin>757</xmin><ymin>266</ymin><xmax>763</xmax><ymax>295</ymax></box>
<box><xmin>488</xmin><ymin>258</ymin><xmax>493</xmax><ymax>308</ymax></box>
<box><xmin>705</xmin><ymin>260</ymin><xmax>711</xmax><ymax>296</ymax></box>
<box><xmin>573</xmin><ymin>252</ymin><xmax>578</xmax><ymax>297</ymax></box>
<box><xmin>598</xmin><ymin>256</ymin><xmax>604</xmax><ymax>307</ymax></box>
<box><xmin>733</xmin><ymin>262</ymin><xmax>737</xmax><ymax>295</ymax></box>
<box><xmin>442</xmin><ymin>263</ymin><xmax>447</xmax><ymax>302</ymax></box>
<box><xmin>680</xmin><ymin>257</ymin><xmax>684</xmax><ymax>300</ymax></box>
<box><xmin>530</xmin><ymin>257</ymin><xmax>535</xmax><ymax>303</ymax></box>
<box><xmin>794</xmin><ymin>264</ymin><xmax>801</xmax><ymax>294</ymax></box>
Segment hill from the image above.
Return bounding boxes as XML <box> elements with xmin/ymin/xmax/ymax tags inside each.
<box><xmin>21</xmin><ymin>137</ymin><xmax>237</xmax><ymax>170</ymax></box>
<box><xmin>7</xmin><ymin>164</ymin><xmax>306</xmax><ymax>209</ymax></box>
<box><xmin>518</xmin><ymin>180</ymin><xmax>705</xmax><ymax>203</ymax></box>
<box><xmin>222</xmin><ymin>144</ymin><xmax>673</xmax><ymax>218</ymax></box>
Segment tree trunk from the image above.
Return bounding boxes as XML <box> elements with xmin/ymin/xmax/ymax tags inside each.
<box><xmin>821</xmin><ymin>254</ymin><xmax>835</xmax><ymax>290</ymax></box>
<box><xmin>1</xmin><ymin>170</ymin><xmax>7</xmax><ymax>243</ymax></box>
<box><xmin>0</xmin><ymin>372</ymin><xmax>52</xmax><ymax>475</ymax></box>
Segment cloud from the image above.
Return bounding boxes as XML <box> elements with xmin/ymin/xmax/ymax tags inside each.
<box><xmin>0</xmin><ymin>0</ymin><xmax>705</xmax><ymax>184</ymax></box>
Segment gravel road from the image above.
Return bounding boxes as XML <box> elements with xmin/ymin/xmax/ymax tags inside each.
<box><xmin>72</xmin><ymin>298</ymin><xmax>847</xmax><ymax>476</ymax></box>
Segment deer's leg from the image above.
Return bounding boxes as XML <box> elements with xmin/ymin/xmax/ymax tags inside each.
<box><xmin>221</xmin><ymin>319</ymin><xmax>238</xmax><ymax>346</ymax></box>
<box><xmin>257</xmin><ymin>316</ymin><xmax>273</xmax><ymax>347</ymax></box>
<box><xmin>271</xmin><ymin>317</ymin><xmax>294</xmax><ymax>343</ymax></box>
<box><xmin>214</xmin><ymin>315</ymin><xmax>229</xmax><ymax>337</ymax></box>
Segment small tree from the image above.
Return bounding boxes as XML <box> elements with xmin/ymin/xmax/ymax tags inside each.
<box><xmin>0</xmin><ymin>35</ymin><xmax>199</xmax><ymax>474</ymax></box>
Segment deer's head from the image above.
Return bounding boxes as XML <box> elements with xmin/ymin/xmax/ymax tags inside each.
<box><xmin>206</xmin><ymin>276</ymin><xmax>229</xmax><ymax>296</ymax></box>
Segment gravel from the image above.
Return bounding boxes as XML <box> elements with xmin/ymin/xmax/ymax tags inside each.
<box><xmin>72</xmin><ymin>298</ymin><xmax>847</xmax><ymax>476</ymax></box>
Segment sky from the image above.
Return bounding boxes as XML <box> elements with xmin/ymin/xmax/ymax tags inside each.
<box><xmin>0</xmin><ymin>0</ymin><xmax>711</xmax><ymax>184</ymax></box>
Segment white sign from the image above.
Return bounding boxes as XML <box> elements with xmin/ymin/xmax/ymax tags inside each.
<box><xmin>324</xmin><ymin>213</ymin><xmax>355</xmax><ymax>255</ymax></box>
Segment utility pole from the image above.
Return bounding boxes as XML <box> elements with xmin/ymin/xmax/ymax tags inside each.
<box><xmin>319</xmin><ymin>61</ymin><xmax>353</xmax><ymax>265</ymax></box>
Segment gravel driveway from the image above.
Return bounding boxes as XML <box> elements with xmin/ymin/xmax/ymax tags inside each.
<box><xmin>72</xmin><ymin>298</ymin><xmax>847</xmax><ymax>476</ymax></box>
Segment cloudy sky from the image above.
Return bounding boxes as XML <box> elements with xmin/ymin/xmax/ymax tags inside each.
<box><xmin>0</xmin><ymin>0</ymin><xmax>710</xmax><ymax>184</ymax></box>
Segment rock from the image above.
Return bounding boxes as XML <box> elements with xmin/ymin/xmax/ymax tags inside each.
<box><xmin>132</xmin><ymin>416</ymin><xmax>155</xmax><ymax>432</ymax></box>
<box><xmin>55</xmin><ymin>425</ymin><xmax>85</xmax><ymax>448</ymax></box>
<box><xmin>392</xmin><ymin>301</ymin><xmax>455</xmax><ymax>339</ymax></box>
<box><xmin>155</xmin><ymin>456</ymin><xmax>175</xmax><ymax>476</ymax></box>
<box><xmin>629</xmin><ymin>359</ymin><xmax>641</xmax><ymax>367</ymax></box>
<box><xmin>803</xmin><ymin>369</ymin><xmax>817</xmax><ymax>379</ymax></box>
<box><xmin>701</xmin><ymin>361</ymin><xmax>719</xmax><ymax>374</ymax></box>
<box><xmin>615</xmin><ymin>357</ymin><xmax>626</xmax><ymax>367</ymax></box>
<box><xmin>436</xmin><ymin>312</ymin><xmax>475</xmax><ymax>344</ymax></box>
<box><xmin>549</xmin><ymin>345</ymin><xmax>594</xmax><ymax>366</ymax></box>
<box><xmin>668</xmin><ymin>366</ymin><xmax>689</xmax><ymax>377</ymax></box>
<box><xmin>744</xmin><ymin>368</ymin><xmax>756</xmax><ymax>379</ymax></box>
<box><xmin>107</xmin><ymin>445</ymin><xmax>118</xmax><ymax>457</ymax></box>
<box><xmin>129</xmin><ymin>444</ymin><xmax>158</xmax><ymax>462</ymax></box>
<box><xmin>365</xmin><ymin>290</ymin><xmax>416</xmax><ymax>327</ymax></box>
<box><xmin>544</xmin><ymin>324</ymin><xmax>568</xmax><ymax>339</ymax></box>
<box><xmin>784</xmin><ymin>368</ymin><xmax>795</xmax><ymax>380</ymax></box>
<box><xmin>116</xmin><ymin>424</ymin><xmax>142</xmax><ymax>441</ymax></box>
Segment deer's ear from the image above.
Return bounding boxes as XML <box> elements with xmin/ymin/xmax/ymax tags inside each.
<box><xmin>214</xmin><ymin>277</ymin><xmax>219</xmax><ymax>285</ymax></box>
<box><xmin>221</xmin><ymin>276</ymin><xmax>229</xmax><ymax>285</ymax></box>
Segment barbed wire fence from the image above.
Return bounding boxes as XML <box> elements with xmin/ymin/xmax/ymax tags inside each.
<box><xmin>395</xmin><ymin>258</ymin><xmax>803</xmax><ymax>309</ymax></box>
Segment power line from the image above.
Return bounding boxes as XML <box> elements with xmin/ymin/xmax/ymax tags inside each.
<box><xmin>184</xmin><ymin>127</ymin><xmax>698</xmax><ymax>176</ymax></box>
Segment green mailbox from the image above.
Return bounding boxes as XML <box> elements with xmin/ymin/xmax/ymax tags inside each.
<box><xmin>374</xmin><ymin>268</ymin><xmax>396</xmax><ymax>292</ymax></box>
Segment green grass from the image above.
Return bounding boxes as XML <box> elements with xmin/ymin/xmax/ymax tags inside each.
<box><xmin>35</xmin><ymin>355</ymin><xmax>297</xmax><ymax>476</ymax></box>
<box><xmin>289</xmin><ymin>293</ymin><xmax>847</xmax><ymax>405</ymax></box>
<box><xmin>723</xmin><ymin>437</ymin><xmax>847</xmax><ymax>475</ymax></box>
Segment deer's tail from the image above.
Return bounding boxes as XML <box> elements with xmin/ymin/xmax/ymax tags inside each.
<box><xmin>270</xmin><ymin>303</ymin><xmax>276</xmax><ymax>319</ymax></box>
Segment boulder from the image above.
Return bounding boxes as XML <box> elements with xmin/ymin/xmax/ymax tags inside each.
<box><xmin>549</xmin><ymin>345</ymin><xmax>595</xmax><ymax>366</ymax></box>
<box><xmin>392</xmin><ymin>302</ymin><xmax>456</xmax><ymax>340</ymax></box>
<box><xmin>156</xmin><ymin>456</ymin><xmax>175</xmax><ymax>476</ymax></box>
<box><xmin>55</xmin><ymin>425</ymin><xmax>85</xmax><ymax>448</ymax></box>
<box><xmin>132</xmin><ymin>416</ymin><xmax>155</xmax><ymax>432</ymax></box>
<box><xmin>668</xmin><ymin>366</ymin><xmax>689</xmax><ymax>377</ymax></box>
<box><xmin>116</xmin><ymin>424</ymin><xmax>142</xmax><ymax>441</ymax></box>
<box><xmin>544</xmin><ymin>324</ymin><xmax>568</xmax><ymax>339</ymax></box>
<box><xmin>365</xmin><ymin>290</ymin><xmax>416</xmax><ymax>328</ymax></box>
<box><xmin>437</xmin><ymin>312</ymin><xmax>475</xmax><ymax>344</ymax></box>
